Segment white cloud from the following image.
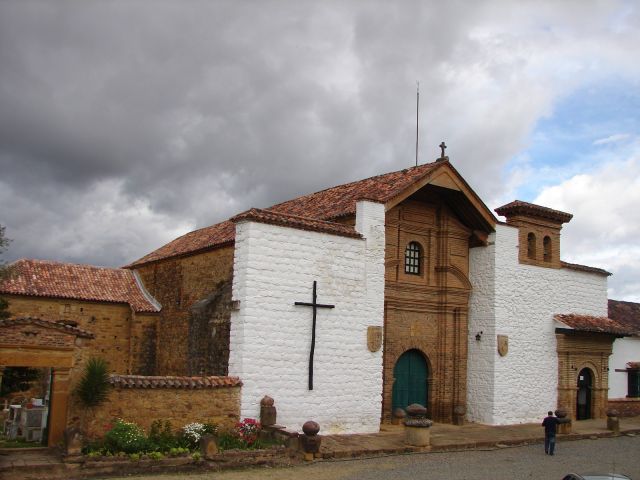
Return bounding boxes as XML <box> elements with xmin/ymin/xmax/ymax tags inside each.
<box><xmin>593</xmin><ymin>133</ymin><xmax>632</xmax><ymax>145</ymax></box>
<box><xmin>534</xmin><ymin>152</ymin><xmax>640</xmax><ymax>301</ymax></box>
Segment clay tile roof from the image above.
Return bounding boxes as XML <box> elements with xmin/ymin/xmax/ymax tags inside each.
<box><xmin>231</xmin><ymin>208</ymin><xmax>362</xmax><ymax>238</ymax></box>
<box><xmin>495</xmin><ymin>200</ymin><xmax>573</xmax><ymax>224</ymax></box>
<box><xmin>554</xmin><ymin>313</ymin><xmax>634</xmax><ymax>336</ymax></box>
<box><xmin>0</xmin><ymin>317</ymin><xmax>94</xmax><ymax>338</ymax></box>
<box><xmin>608</xmin><ymin>299</ymin><xmax>640</xmax><ymax>335</ymax></box>
<box><xmin>109</xmin><ymin>374</ymin><xmax>242</xmax><ymax>389</ymax></box>
<box><xmin>126</xmin><ymin>162</ymin><xmax>440</xmax><ymax>267</ymax></box>
<box><xmin>0</xmin><ymin>259</ymin><xmax>160</xmax><ymax>313</ymax></box>
<box><xmin>561</xmin><ymin>261</ymin><xmax>612</xmax><ymax>277</ymax></box>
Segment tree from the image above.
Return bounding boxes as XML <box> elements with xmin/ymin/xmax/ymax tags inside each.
<box><xmin>0</xmin><ymin>224</ymin><xmax>11</xmax><ymax>319</ymax></box>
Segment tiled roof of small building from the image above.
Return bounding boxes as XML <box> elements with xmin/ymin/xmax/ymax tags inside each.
<box><xmin>109</xmin><ymin>374</ymin><xmax>242</xmax><ymax>389</ymax></box>
<box><xmin>0</xmin><ymin>259</ymin><xmax>160</xmax><ymax>313</ymax></box>
<box><xmin>0</xmin><ymin>317</ymin><xmax>95</xmax><ymax>338</ymax></box>
<box><xmin>495</xmin><ymin>200</ymin><xmax>573</xmax><ymax>224</ymax></box>
<box><xmin>231</xmin><ymin>208</ymin><xmax>362</xmax><ymax>238</ymax></box>
<box><xmin>554</xmin><ymin>313</ymin><xmax>634</xmax><ymax>336</ymax></box>
<box><xmin>126</xmin><ymin>162</ymin><xmax>440</xmax><ymax>267</ymax></box>
<box><xmin>561</xmin><ymin>261</ymin><xmax>612</xmax><ymax>277</ymax></box>
<box><xmin>608</xmin><ymin>299</ymin><xmax>640</xmax><ymax>335</ymax></box>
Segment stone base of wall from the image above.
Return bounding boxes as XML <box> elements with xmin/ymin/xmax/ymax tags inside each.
<box><xmin>608</xmin><ymin>398</ymin><xmax>640</xmax><ymax>417</ymax></box>
<box><xmin>75</xmin><ymin>375</ymin><xmax>241</xmax><ymax>439</ymax></box>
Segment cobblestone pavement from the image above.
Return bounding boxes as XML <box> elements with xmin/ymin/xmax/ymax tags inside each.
<box><xmin>109</xmin><ymin>434</ymin><xmax>640</xmax><ymax>480</ymax></box>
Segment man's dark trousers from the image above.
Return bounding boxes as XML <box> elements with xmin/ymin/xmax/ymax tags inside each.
<box><xmin>544</xmin><ymin>433</ymin><xmax>556</xmax><ymax>455</ymax></box>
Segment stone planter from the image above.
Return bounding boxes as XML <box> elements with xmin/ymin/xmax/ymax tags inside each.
<box><xmin>403</xmin><ymin>404</ymin><xmax>432</xmax><ymax>447</ymax></box>
<box><xmin>606</xmin><ymin>409</ymin><xmax>620</xmax><ymax>434</ymax></box>
<box><xmin>555</xmin><ymin>409</ymin><xmax>572</xmax><ymax>434</ymax></box>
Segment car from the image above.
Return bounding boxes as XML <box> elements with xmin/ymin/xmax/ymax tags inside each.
<box><xmin>562</xmin><ymin>474</ymin><xmax>632</xmax><ymax>480</ymax></box>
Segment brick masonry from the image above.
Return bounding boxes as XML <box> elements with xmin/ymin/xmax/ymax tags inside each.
<box><xmin>382</xmin><ymin>197</ymin><xmax>473</xmax><ymax>424</ymax></box>
<box><xmin>607</xmin><ymin>398</ymin><xmax>640</xmax><ymax>417</ymax></box>
<box><xmin>76</xmin><ymin>382</ymin><xmax>241</xmax><ymax>438</ymax></box>
<box><xmin>3</xmin><ymin>295</ymin><xmax>157</xmax><ymax>375</ymax></box>
<box><xmin>133</xmin><ymin>247</ymin><xmax>234</xmax><ymax>376</ymax></box>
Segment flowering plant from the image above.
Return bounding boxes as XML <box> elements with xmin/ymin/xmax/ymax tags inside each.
<box><xmin>235</xmin><ymin>418</ymin><xmax>261</xmax><ymax>446</ymax></box>
<box><xmin>181</xmin><ymin>422</ymin><xmax>217</xmax><ymax>449</ymax></box>
<box><xmin>104</xmin><ymin>419</ymin><xmax>148</xmax><ymax>453</ymax></box>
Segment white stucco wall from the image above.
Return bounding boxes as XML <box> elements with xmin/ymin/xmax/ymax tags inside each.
<box><xmin>229</xmin><ymin>201</ymin><xmax>385</xmax><ymax>434</ymax></box>
<box><xmin>609</xmin><ymin>337</ymin><xmax>640</xmax><ymax>398</ymax></box>
<box><xmin>468</xmin><ymin>223</ymin><xmax>608</xmax><ymax>425</ymax></box>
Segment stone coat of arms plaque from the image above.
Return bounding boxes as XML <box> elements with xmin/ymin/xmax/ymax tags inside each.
<box><xmin>367</xmin><ymin>326</ymin><xmax>383</xmax><ymax>352</ymax></box>
<box><xmin>497</xmin><ymin>334</ymin><xmax>508</xmax><ymax>357</ymax></box>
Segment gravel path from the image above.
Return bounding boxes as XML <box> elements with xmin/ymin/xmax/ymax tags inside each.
<box><xmin>106</xmin><ymin>435</ymin><xmax>640</xmax><ymax>480</ymax></box>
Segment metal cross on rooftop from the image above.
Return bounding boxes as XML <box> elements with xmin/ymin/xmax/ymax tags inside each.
<box><xmin>439</xmin><ymin>141</ymin><xmax>447</xmax><ymax>158</ymax></box>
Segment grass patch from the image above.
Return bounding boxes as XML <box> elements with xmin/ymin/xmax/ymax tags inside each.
<box><xmin>0</xmin><ymin>438</ymin><xmax>44</xmax><ymax>448</ymax></box>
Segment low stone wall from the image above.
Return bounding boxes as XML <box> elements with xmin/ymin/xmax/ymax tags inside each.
<box><xmin>79</xmin><ymin>375</ymin><xmax>241</xmax><ymax>438</ymax></box>
<box><xmin>608</xmin><ymin>398</ymin><xmax>640</xmax><ymax>417</ymax></box>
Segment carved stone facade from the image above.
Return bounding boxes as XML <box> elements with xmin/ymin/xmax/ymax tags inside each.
<box><xmin>383</xmin><ymin>196</ymin><xmax>473</xmax><ymax>423</ymax></box>
<box><xmin>556</xmin><ymin>332</ymin><xmax>615</xmax><ymax>420</ymax></box>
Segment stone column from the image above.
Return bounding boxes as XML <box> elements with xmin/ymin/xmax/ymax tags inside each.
<box><xmin>49</xmin><ymin>367</ymin><xmax>71</xmax><ymax>446</ymax></box>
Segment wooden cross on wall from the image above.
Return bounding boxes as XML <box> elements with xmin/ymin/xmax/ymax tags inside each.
<box><xmin>294</xmin><ymin>281</ymin><xmax>335</xmax><ymax>390</ymax></box>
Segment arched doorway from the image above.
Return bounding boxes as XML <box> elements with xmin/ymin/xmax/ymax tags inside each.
<box><xmin>392</xmin><ymin>349</ymin><xmax>428</xmax><ymax>411</ymax></box>
<box><xmin>576</xmin><ymin>368</ymin><xmax>593</xmax><ymax>420</ymax></box>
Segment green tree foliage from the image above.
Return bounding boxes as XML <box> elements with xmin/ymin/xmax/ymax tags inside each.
<box><xmin>75</xmin><ymin>357</ymin><xmax>111</xmax><ymax>408</ymax></box>
<box><xmin>0</xmin><ymin>224</ymin><xmax>11</xmax><ymax>319</ymax></box>
<box><xmin>0</xmin><ymin>367</ymin><xmax>41</xmax><ymax>397</ymax></box>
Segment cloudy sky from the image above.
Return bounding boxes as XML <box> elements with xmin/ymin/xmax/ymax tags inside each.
<box><xmin>1</xmin><ymin>1</ymin><xmax>639</xmax><ymax>301</ymax></box>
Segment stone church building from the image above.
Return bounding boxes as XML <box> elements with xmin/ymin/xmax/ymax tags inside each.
<box><xmin>2</xmin><ymin>155</ymin><xmax>639</xmax><ymax>441</ymax></box>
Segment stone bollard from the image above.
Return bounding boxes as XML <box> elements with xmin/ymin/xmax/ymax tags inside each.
<box><xmin>63</xmin><ymin>427</ymin><xmax>84</xmax><ymax>461</ymax></box>
<box><xmin>299</xmin><ymin>421</ymin><xmax>321</xmax><ymax>461</ymax></box>
<box><xmin>453</xmin><ymin>405</ymin><xmax>466</xmax><ymax>426</ymax></box>
<box><xmin>260</xmin><ymin>395</ymin><xmax>277</xmax><ymax>427</ymax></box>
<box><xmin>392</xmin><ymin>408</ymin><xmax>406</xmax><ymax>425</ymax></box>
<box><xmin>555</xmin><ymin>409</ymin><xmax>572</xmax><ymax>434</ymax></box>
<box><xmin>200</xmin><ymin>434</ymin><xmax>219</xmax><ymax>459</ymax></box>
<box><xmin>606</xmin><ymin>409</ymin><xmax>620</xmax><ymax>434</ymax></box>
<box><xmin>404</xmin><ymin>404</ymin><xmax>433</xmax><ymax>447</ymax></box>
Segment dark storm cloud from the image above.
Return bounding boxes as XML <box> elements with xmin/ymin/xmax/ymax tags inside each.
<box><xmin>0</xmin><ymin>0</ymin><xmax>638</xmax><ymax>302</ymax></box>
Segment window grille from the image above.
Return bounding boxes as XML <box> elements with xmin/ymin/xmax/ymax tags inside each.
<box><xmin>405</xmin><ymin>242</ymin><xmax>421</xmax><ymax>275</ymax></box>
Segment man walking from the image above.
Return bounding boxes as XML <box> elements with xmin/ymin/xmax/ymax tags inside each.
<box><xmin>542</xmin><ymin>411</ymin><xmax>559</xmax><ymax>455</ymax></box>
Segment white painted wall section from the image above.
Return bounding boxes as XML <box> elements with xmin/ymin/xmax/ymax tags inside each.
<box><xmin>609</xmin><ymin>337</ymin><xmax>640</xmax><ymax>398</ymax></box>
<box><xmin>229</xmin><ymin>201</ymin><xmax>385</xmax><ymax>434</ymax></box>
<box><xmin>468</xmin><ymin>224</ymin><xmax>608</xmax><ymax>425</ymax></box>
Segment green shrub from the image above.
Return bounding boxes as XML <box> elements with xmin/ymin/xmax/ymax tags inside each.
<box><xmin>148</xmin><ymin>420</ymin><xmax>181</xmax><ymax>451</ymax></box>
<box><xmin>76</xmin><ymin>358</ymin><xmax>111</xmax><ymax>408</ymax></box>
<box><xmin>168</xmin><ymin>447</ymin><xmax>189</xmax><ymax>456</ymax></box>
<box><xmin>191</xmin><ymin>452</ymin><xmax>201</xmax><ymax>461</ymax></box>
<box><xmin>147</xmin><ymin>451</ymin><xmax>164</xmax><ymax>460</ymax></box>
<box><xmin>103</xmin><ymin>419</ymin><xmax>149</xmax><ymax>454</ymax></box>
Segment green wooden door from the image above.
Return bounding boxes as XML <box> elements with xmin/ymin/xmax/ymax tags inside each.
<box><xmin>392</xmin><ymin>349</ymin><xmax>428</xmax><ymax>411</ymax></box>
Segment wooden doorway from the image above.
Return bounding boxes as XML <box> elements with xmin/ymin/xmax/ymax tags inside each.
<box><xmin>392</xmin><ymin>349</ymin><xmax>428</xmax><ymax>411</ymax></box>
<box><xmin>576</xmin><ymin>368</ymin><xmax>593</xmax><ymax>420</ymax></box>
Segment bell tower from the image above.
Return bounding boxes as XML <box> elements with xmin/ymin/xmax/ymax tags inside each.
<box><xmin>495</xmin><ymin>200</ymin><xmax>572</xmax><ymax>268</ymax></box>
